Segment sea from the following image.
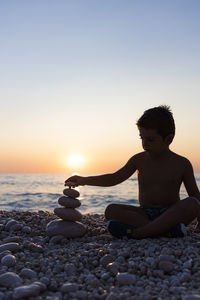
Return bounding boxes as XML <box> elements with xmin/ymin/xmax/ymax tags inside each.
<box><xmin>0</xmin><ymin>174</ymin><xmax>199</xmax><ymax>214</ymax></box>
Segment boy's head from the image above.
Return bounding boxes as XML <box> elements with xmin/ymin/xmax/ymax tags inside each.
<box><xmin>136</xmin><ymin>105</ymin><xmax>175</xmax><ymax>153</ymax></box>
<box><xmin>136</xmin><ymin>105</ymin><xmax>175</xmax><ymax>140</ymax></box>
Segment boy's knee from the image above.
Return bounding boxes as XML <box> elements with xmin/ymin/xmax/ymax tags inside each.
<box><xmin>185</xmin><ymin>197</ymin><xmax>200</xmax><ymax>215</ymax></box>
<box><xmin>190</xmin><ymin>197</ymin><xmax>200</xmax><ymax>210</ymax></box>
<box><xmin>105</xmin><ymin>203</ymin><xmax>119</xmax><ymax>220</ymax></box>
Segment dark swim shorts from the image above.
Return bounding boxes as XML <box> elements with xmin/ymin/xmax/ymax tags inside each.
<box><xmin>140</xmin><ymin>206</ymin><xmax>169</xmax><ymax>220</ymax></box>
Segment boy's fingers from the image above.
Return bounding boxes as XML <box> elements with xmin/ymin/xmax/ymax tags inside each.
<box><xmin>65</xmin><ymin>181</ymin><xmax>77</xmax><ymax>187</ymax></box>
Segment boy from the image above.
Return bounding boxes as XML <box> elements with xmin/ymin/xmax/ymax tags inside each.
<box><xmin>65</xmin><ymin>106</ymin><xmax>200</xmax><ymax>239</ymax></box>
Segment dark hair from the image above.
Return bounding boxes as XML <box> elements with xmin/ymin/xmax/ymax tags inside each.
<box><xmin>136</xmin><ymin>105</ymin><xmax>175</xmax><ymax>139</ymax></box>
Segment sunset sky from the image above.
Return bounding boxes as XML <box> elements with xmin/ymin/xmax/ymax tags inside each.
<box><xmin>0</xmin><ymin>0</ymin><xmax>200</xmax><ymax>174</ymax></box>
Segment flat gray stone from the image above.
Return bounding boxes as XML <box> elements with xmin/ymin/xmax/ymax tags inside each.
<box><xmin>5</xmin><ymin>219</ymin><xmax>18</xmax><ymax>231</ymax></box>
<box><xmin>63</xmin><ymin>188</ymin><xmax>80</xmax><ymax>198</ymax></box>
<box><xmin>61</xmin><ymin>282</ymin><xmax>78</xmax><ymax>293</ymax></box>
<box><xmin>158</xmin><ymin>261</ymin><xmax>174</xmax><ymax>273</ymax></box>
<box><xmin>46</xmin><ymin>220</ymin><xmax>86</xmax><ymax>238</ymax></box>
<box><xmin>58</xmin><ymin>196</ymin><xmax>81</xmax><ymax>208</ymax></box>
<box><xmin>116</xmin><ymin>272</ymin><xmax>136</xmax><ymax>285</ymax></box>
<box><xmin>0</xmin><ymin>242</ymin><xmax>19</xmax><ymax>253</ymax></box>
<box><xmin>20</xmin><ymin>268</ymin><xmax>37</xmax><ymax>279</ymax></box>
<box><xmin>13</xmin><ymin>283</ymin><xmax>41</xmax><ymax>299</ymax></box>
<box><xmin>54</xmin><ymin>207</ymin><xmax>82</xmax><ymax>221</ymax></box>
<box><xmin>183</xmin><ymin>296</ymin><xmax>200</xmax><ymax>300</ymax></box>
<box><xmin>1</xmin><ymin>254</ymin><xmax>16</xmax><ymax>267</ymax></box>
<box><xmin>0</xmin><ymin>272</ymin><xmax>22</xmax><ymax>288</ymax></box>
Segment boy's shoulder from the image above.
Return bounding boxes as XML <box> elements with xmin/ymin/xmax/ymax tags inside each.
<box><xmin>130</xmin><ymin>151</ymin><xmax>192</xmax><ymax>166</ymax></box>
<box><xmin>169</xmin><ymin>151</ymin><xmax>191</xmax><ymax>165</ymax></box>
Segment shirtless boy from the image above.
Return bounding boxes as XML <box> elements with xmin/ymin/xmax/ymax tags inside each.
<box><xmin>65</xmin><ymin>106</ymin><xmax>200</xmax><ymax>239</ymax></box>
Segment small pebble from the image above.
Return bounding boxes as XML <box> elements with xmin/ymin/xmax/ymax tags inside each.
<box><xmin>100</xmin><ymin>254</ymin><xmax>113</xmax><ymax>267</ymax></box>
<box><xmin>0</xmin><ymin>272</ymin><xmax>22</xmax><ymax>288</ymax></box>
<box><xmin>5</xmin><ymin>219</ymin><xmax>18</xmax><ymax>231</ymax></box>
<box><xmin>183</xmin><ymin>296</ymin><xmax>200</xmax><ymax>300</ymax></box>
<box><xmin>13</xmin><ymin>283</ymin><xmax>41</xmax><ymax>299</ymax></box>
<box><xmin>0</xmin><ymin>243</ymin><xmax>19</xmax><ymax>253</ymax></box>
<box><xmin>158</xmin><ymin>261</ymin><xmax>174</xmax><ymax>273</ymax></box>
<box><xmin>116</xmin><ymin>273</ymin><xmax>136</xmax><ymax>285</ymax></box>
<box><xmin>22</xmin><ymin>226</ymin><xmax>31</xmax><ymax>233</ymax></box>
<box><xmin>1</xmin><ymin>254</ymin><xmax>16</xmax><ymax>267</ymax></box>
<box><xmin>0</xmin><ymin>250</ymin><xmax>11</xmax><ymax>259</ymax></box>
<box><xmin>20</xmin><ymin>268</ymin><xmax>37</xmax><ymax>279</ymax></box>
<box><xmin>61</xmin><ymin>282</ymin><xmax>78</xmax><ymax>293</ymax></box>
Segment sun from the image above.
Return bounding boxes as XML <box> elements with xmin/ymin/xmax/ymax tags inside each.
<box><xmin>67</xmin><ymin>153</ymin><xmax>85</xmax><ymax>169</ymax></box>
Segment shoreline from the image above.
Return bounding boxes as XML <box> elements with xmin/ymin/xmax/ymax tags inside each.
<box><xmin>0</xmin><ymin>210</ymin><xmax>200</xmax><ymax>299</ymax></box>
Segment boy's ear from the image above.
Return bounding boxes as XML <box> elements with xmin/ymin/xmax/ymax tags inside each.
<box><xmin>165</xmin><ymin>134</ymin><xmax>174</xmax><ymax>145</ymax></box>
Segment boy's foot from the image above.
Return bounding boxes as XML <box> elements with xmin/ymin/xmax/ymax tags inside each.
<box><xmin>166</xmin><ymin>223</ymin><xmax>187</xmax><ymax>238</ymax></box>
<box><xmin>107</xmin><ymin>220</ymin><xmax>135</xmax><ymax>238</ymax></box>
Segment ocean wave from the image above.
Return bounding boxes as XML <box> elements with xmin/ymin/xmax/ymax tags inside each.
<box><xmin>0</xmin><ymin>181</ymin><xmax>16</xmax><ymax>185</ymax></box>
<box><xmin>1</xmin><ymin>192</ymin><xmax>61</xmax><ymax>198</ymax></box>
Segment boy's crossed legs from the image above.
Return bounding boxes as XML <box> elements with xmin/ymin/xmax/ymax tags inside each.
<box><xmin>105</xmin><ymin>197</ymin><xmax>200</xmax><ymax>239</ymax></box>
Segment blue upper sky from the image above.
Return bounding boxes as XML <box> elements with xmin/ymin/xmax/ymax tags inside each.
<box><xmin>0</xmin><ymin>0</ymin><xmax>200</xmax><ymax>173</ymax></box>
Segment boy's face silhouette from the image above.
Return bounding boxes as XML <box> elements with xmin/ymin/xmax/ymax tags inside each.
<box><xmin>139</xmin><ymin>127</ymin><xmax>170</xmax><ymax>155</ymax></box>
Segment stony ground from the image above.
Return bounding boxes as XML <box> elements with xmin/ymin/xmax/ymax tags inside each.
<box><xmin>0</xmin><ymin>210</ymin><xmax>200</xmax><ymax>300</ymax></box>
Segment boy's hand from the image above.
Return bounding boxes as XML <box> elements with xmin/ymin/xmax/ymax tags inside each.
<box><xmin>65</xmin><ymin>175</ymin><xmax>85</xmax><ymax>187</ymax></box>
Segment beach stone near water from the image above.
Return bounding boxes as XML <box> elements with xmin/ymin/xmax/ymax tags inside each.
<box><xmin>54</xmin><ymin>207</ymin><xmax>82</xmax><ymax>221</ymax></box>
<box><xmin>0</xmin><ymin>242</ymin><xmax>19</xmax><ymax>253</ymax></box>
<box><xmin>0</xmin><ymin>272</ymin><xmax>22</xmax><ymax>288</ymax></box>
<box><xmin>46</xmin><ymin>220</ymin><xmax>86</xmax><ymax>237</ymax></box>
<box><xmin>63</xmin><ymin>188</ymin><xmax>80</xmax><ymax>198</ymax></box>
<box><xmin>1</xmin><ymin>254</ymin><xmax>16</xmax><ymax>267</ymax></box>
<box><xmin>58</xmin><ymin>196</ymin><xmax>81</xmax><ymax>208</ymax></box>
<box><xmin>5</xmin><ymin>219</ymin><xmax>18</xmax><ymax>231</ymax></box>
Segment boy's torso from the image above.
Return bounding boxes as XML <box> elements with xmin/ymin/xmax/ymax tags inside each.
<box><xmin>135</xmin><ymin>151</ymin><xmax>186</xmax><ymax>207</ymax></box>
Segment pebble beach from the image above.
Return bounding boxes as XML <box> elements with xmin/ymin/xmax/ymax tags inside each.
<box><xmin>0</xmin><ymin>210</ymin><xmax>200</xmax><ymax>300</ymax></box>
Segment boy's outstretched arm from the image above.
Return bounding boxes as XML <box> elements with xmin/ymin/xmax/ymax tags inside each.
<box><xmin>65</xmin><ymin>156</ymin><xmax>137</xmax><ymax>187</ymax></box>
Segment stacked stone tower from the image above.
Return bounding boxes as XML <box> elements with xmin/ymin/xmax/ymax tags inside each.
<box><xmin>46</xmin><ymin>182</ymin><xmax>86</xmax><ymax>238</ymax></box>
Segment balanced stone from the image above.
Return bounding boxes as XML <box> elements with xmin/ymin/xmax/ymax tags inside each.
<box><xmin>54</xmin><ymin>207</ymin><xmax>82</xmax><ymax>221</ymax></box>
<box><xmin>63</xmin><ymin>188</ymin><xmax>80</xmax><ymax>198</ymax></box>
<box><xmin>58</xmin><ymin>196</ymin><xmax>81</xmax><ymax>208</ymax></box>
<box><xmin>46</xmin><ymin>220</ymin><xmax>86</xmax><ymax>237</ymax></box>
